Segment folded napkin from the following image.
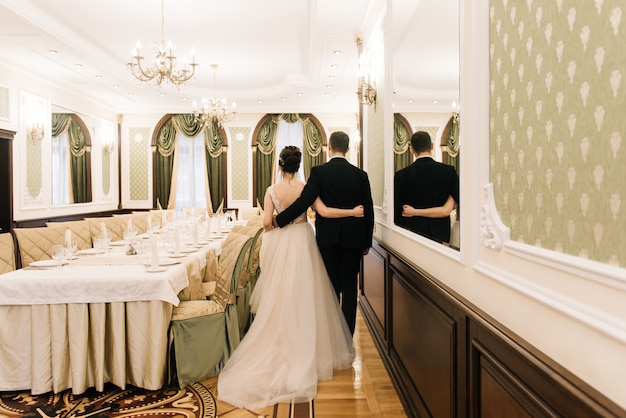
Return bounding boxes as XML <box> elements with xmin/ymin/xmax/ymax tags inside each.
<box><xmin>65</xmin><ymin>229</ymin><xmax>72</xmax><ymax>247</ymax></box>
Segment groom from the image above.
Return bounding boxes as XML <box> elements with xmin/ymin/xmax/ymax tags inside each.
<box><xmin>275</xmin><ymin>131</ymin><xmax>374</xmax><ymax>335</ymax></box>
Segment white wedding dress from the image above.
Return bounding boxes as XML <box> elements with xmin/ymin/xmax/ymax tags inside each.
<box><xmin>217</xmin><ymin>185</ymin><xmax>355</xmax><ymax>409</ymax></box>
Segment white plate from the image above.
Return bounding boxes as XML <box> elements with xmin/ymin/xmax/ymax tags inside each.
<box><xmin>168</xmin><ymin>247</ymin><xmax>197</xmax><ymax>254</ymax></box>
<box><xmin>110</xmin><ymin>240</ymin><xmax>127</xmax><ymax>246</ymax></box>
<box><xmin>145</xmin><ymin>266</ymin><xmax>167</xmax><ymax>273</ymax></box>
<box><xmin>30</xmin><ymin>259</ymin><xmax>69</xmax><ymax>268</ymax></box>
<box><xmin>77</xmin><ymin>249</ymin><xmax>97</xmax><ymax>255</ymax></box>
<box><xmin>167</xmin><ymin>253</ymin><xmax>187</xmax><ymax>258</ymax></box>
<box><xmin>144</xmin><ymin>258</ymin><xmax>179</xmax><ymax>266</ymax></box>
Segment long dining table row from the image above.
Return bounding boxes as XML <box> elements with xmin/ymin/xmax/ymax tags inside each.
<box><xmin>0</xmin><ymin>223</ymin><xmax>240</xmax><ymax>395</ymax></box>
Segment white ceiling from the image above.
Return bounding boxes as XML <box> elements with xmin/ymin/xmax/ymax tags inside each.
<box><xmin>0</xmin><ymin>0</ymin><xmax>459</xmax><ymax>115</ymax></box>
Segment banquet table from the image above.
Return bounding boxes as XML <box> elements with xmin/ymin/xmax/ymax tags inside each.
<box><xmin>0</xmin><ymin>235</ymin><xmax>224</xmax><ymax>395</ymax></box>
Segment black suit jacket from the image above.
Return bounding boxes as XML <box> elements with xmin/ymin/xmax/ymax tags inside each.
<box><xmin>276</xmin><ymin>157</ymin><xmax>374</xmax><ymax>250</ymax></box>
<box><xmin>394</xmin><ymin>157</ymin><xmax>459</xmax><ymax>243</ymax></box>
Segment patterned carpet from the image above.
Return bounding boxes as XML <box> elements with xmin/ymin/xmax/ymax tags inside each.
<box><xmin>0</xmin><ymin>382</ymin><xmax>216</xmax><ymax>418</ymax></box>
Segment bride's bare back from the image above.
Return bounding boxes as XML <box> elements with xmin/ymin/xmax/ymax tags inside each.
<box><xmin>263</xmin><ymin>177</ymin><xmax>305</xmax><ymax>231</ymax></box>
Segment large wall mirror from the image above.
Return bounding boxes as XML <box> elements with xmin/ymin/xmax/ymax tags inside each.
<box><xmin>51</xmin><ymin>105</ymin><xmax>93</xmax><ymax>205</ymax></box>
<box><xmin>391</xmin><ymin>0</ymin><xmax>460</xmax><ymax>249</ymax></box>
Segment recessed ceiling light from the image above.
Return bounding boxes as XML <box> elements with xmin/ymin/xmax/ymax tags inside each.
<box><xmin>159</xmin><ymin>92</ymin><xmax>166</xmax><ymax>97</ymax></box>
<box><xmin>432</xmin><ymin>100</ymin><xmax>438</xmax><ymax>104</ymax></box>
<box><xmin>127</xmin><ymin>92</ymin><xmax>134</xmax><ymax>96</ymax></box>
<box><xmin>326</xmin><ymin>85</ymin><xmax>333</xmax><ymax>89</ymax></box>
<box><xmin>324</xmin><ymin>92</ymin><xmax>330</xmax><ymax>96</ymax></box>
<box><xmin>48</xmin><ymin>49</ymin><xmax>58</xmax><ymax>54</ymax></box>
<box><xmin>182</xmin><ymin>97</ymin><xmax>187</xmax><ymax>101</ymax></box>
<box><xmin>297</xmin><ymin>92</ymin><xmax>303</xmax><ymax>96</ymax></box>
<box><xmin>95</xmin><ymin>75</ymin><xmax>103</xmax><ymax>79</ymax></box>
<box><xmin>330</xmin><ymin>64</ymin><xmax>338</xmax><ymax>69</ymax></box>
<box><xmin>281</xmin><ymin>97</ymin><xmax>286</xmax><ymax>101</ymax></box>
<box><xmin>408</xmin><ymin>99</ymin><xmax>414</xmax><ymax>103</ymax></box>
<box><xmin>113</xmin><ymin>84</ymin><xmax>119</xmax><ymax>89</ymax></box>
<box><xmin>328</xmin><ymin>75</ymin><xmax>335</xmax><ymax>79</ymax></box>
<box><xmin>74</xmin><ymin>63</ymin><xmax>82</xmax><ymax>68</ymax></box>
<box><xmin>258</xmin><ymin>99</ymin><xmax>263</xmax><ymax>104</ymax></box>
<box><xmin>333</xmin><ymin>50</ymin><xmax>341</xmax><ymax>55</ymax></box>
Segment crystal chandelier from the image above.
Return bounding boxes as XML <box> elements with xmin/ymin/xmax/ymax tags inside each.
<box><xmin>193</xmin><ymin>64</ymin><xmax>237</xmax><ymax>127</ymax></box>
<box><xmin>128</xmin><ymin>0</ymin><xmax>198</xmax><ymax>87</ymax></box>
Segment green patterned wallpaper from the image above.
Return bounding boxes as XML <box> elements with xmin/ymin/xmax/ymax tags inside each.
<box><xmin>0</xmin><ymin>86</ymin><xmax>8</xmax><ymax>120</ymax></box>
<box><xmin>229</xmin><ymin>127</ymin><xmax>251</xmax><ymax>201</ymax></box>
<box><xmin>129</xmin><ymin>127</ymin><xmax>150</xmax><ymax>201</ymax></box>
<box><xmin>102</xmin><ymin>152</ymin><xmax>111</xmax><ymax>196</ymax></box>
<box><xmin>367</xmin><ymin>107</ymin><xmax>385</xmax><ymax>207</ymax></box>
<box><xmin>26</xmin><ymin>136</ymin><xmax>42</xmax><ymax>199</ymax></box>
<box><xmin>489</xmin><ymin>1</ymin><xmax>625</xmax><ymax>266</ymax></box>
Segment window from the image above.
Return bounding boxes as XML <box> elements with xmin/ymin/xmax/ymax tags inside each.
<box><xmin>175</xmin><ymin>131</ymin><xmax>207</xmax><ymax>212</ymax></box>
<box><xmin>51</xmin><ymin>131</ymin><xmax>70</xmax><ymax>205</ymax></box>
<box><xmin>274</xmin><ymin>118</ymin><xmax>304</xmax><ymax>180</ymax></box>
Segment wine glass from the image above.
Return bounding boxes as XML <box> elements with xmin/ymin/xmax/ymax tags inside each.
<box><xmin>64</xmin><ymin>240</ymin><xmax>77</xmax><ymax>264</ymax></box>
<box><xmin>52</xmin><ymin>244</ymin><xmax>64</xmax><ymax>269</ymax></box>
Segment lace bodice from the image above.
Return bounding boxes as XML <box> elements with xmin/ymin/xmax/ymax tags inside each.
<box><xmin>268</xmin><ymin>185</ymin><xmax>307</xmax><ymax>224</ymax></box>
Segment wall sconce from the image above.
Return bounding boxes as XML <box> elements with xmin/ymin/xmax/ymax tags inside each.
<box><xmin>30</xmin><ymin>123</ymin><xmax>44</xmax><ymax>142</ymax></box>
<box><xmin>355</xmin><ymin>34</ymin><xmax>377</xmax><ymax>110</ymax></box>
<box><xmin>357</xmin><ymin>75</ymin><xmax>377</xmax><ymax>109</ymax></box>
<box><xmin>102</xmin><ymin>139</ymin><xmax>115</xmax><ymax>154</ymax></box>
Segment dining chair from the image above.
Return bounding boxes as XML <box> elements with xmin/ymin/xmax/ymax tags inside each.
<box><xmin>168</xmin><ymin>233</ymin><xmax>253</xmax><ymax>388</ymax></box>
<box><xmin>0</xmin><ymin>232</ymin><xmax>16</xmax><ymax>274</ymax></box>
<box><xmin>85</xmin><ymin>217</ymin><xmax>124</xmax><ymax>242</ymax></box>
<box><xmin>45</xmin><ymin>220</ymin><xmax>93</xmax><ymax>250</ymax></box>
<box><xmin>230</xmin><ymin>225</ymin><xmax>263</xmax><ymax>335</ymax></box>
<box><xmin>13</xmin><ymin>226</ymin><xmax>65</xmax><ymax>268</ymax></box>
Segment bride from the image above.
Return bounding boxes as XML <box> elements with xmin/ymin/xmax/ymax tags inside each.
<box><xmin>217</xmin><ymin>145</ymin><xmax>363</xmax><ymax>409</ymax></box>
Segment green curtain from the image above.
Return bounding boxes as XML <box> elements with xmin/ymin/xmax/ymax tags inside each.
<box><xmin>155</xmin><ymin>118</ymin><xmax>176</xmax><ymax>209</ymax></box>
<box><xmin>204</xmin><ymin>120</ymin><xmax>224</xmax><ymax>214</ymax></box>
<box><xmin>67</xmin><ymin>118</ymin><xmax>90</xmax><ymax>203</ymax></box>
<box><xmin>156</xmin><ymin>115</ymin><xmax>224</xmax><ymax>212</ymax></box>
<box><xmin>299</xmin><ymin>114</ymin><xmax>323</xmax><ymax>180</ymax></box>
<box><xmin>393</xmin><ymin>116</ymin><xmax>411</xmax><ymax>172</ymax></box>
<box><xmin>52</xmin><ymin>113</ymin><xmax>91</xmax><ymax>203</ymax></box>
<box><xmin>255</xmin><ymin>115</ymin><xmax>280</xmax><ymax>208</ymax></box>
<box><xmin>446</xmin><ymin>114</ymin><xmax>460</xmax><ymax>174</ymax></box>
<box><xmin>51</xmin><ymin>113</ymin><xmax>71</xmax><ymax>137</ymax></box>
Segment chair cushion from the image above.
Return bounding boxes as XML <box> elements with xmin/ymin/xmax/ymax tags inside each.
<box><xmin>213</xmin><ymin>233</ymin><xmax>253</xmax><ymax>308</ymax></box>
<box><xmin>85</xmin><ymin>217</ymin><xmax>124</xmax><ymax>242</ymax></box>
<box><xmin>0</xmin><ymin>232</ymin><xmax>16</xmax><ymax>274</ymax></box>
<box><xmin>46</xmin><ymin>220</ymin><xmax>92</xmax><ymax>250</ymax></box>
<box><xmin>201</xmin><ymin>281</ymin><xmax>216</xmax><ymax>297</ymax></box>
<box><xmin>14</xmin><ymin>227</ymin><xmax>64</xmax><ymax>267</ymax></box>
<box><xmin>171</xmin><ymin>299</ymin><xmax>222</xmax><ymax>320</ymax></box>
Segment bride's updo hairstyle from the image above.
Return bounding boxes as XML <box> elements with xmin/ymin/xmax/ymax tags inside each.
<box><xmin>278</xmin><ymin>146</ymin><xmax>302</xmax><ymax>174</ymax></box>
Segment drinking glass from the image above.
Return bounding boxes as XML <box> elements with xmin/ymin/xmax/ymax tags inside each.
<box><xmin>52</xmin><ymin>245</ymin><xmax>65</xmax><ymax>269</ymax></box>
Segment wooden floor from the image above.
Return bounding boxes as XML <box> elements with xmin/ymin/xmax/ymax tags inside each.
<box><xmin>205</xmin><ymin>309</ymin><xmax>408</xmax><ymax>418</ymax></box>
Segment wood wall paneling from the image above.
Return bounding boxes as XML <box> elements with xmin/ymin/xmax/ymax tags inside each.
<box><xmin>360</xmin><ymin>240</ymin><xmax>625</xmax><ymax>418</ymax></box>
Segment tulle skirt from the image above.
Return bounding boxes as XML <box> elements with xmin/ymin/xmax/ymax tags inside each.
<box><xmin>217</xmin><ymin>221</ymin><xmax>355</xmax><ymax>409</ymax></box>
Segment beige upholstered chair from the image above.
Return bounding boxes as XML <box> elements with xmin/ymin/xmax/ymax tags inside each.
<box><xmin>13</xmin><ymin>227</ymin><xmax>65</xmax><ymax>267</ymax></box>
<box><xmin>0</xmin><ymin>232</ymin><xmax>16</xmax><ymax>274</ymax></box>
<box><xmin>240</xmin><ymin>207</ymin><xmax>261</xmax><ymax>221</ymax></box>
<box><xmin>85</xmin><ymin>217</ymin><xmax>124</xmax><ymax>242</ymax></box>
<box><xmin>183</xmin><ymin>207</ymin><xmax>207</xmax><ymax>222</ymax></box>
<box><xmin>246</xmin><ymin>213</ymin><xmax>264</xmax><ymax>228</ymax></box>
<box><xmin>46</xmin><ymin>220</ymin><xmax>93</xmax><ymax>250</ymax></box>
<box><xmin>230</xmin><ymin>225</ymin><xmax>264</xmax><ymax>335</ymax></box>
<box><xmin>150</xmin><ymin>209</ymin><xmax>176</xmax><ymax>227</ymax></box>
<box><xmin>168</xmin><ymin>233</ymin><xmax>253</xmax><ymax>388</ymax></box>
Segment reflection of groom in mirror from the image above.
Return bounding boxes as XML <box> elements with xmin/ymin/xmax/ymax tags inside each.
<box><xmin>275</xmin><ymin>131</ymin><xmax>374</xmax><ymax>335</ymax></box>
<box><xmin>394</xmin><ymin>131</ymin><xmax>459</xmax><ymax>244</ymax></box>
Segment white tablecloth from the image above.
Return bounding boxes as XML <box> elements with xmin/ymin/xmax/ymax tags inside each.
<box><xmin>0</xmin><ymin>264</ymin><xmax>188</xmax><ymax>306</ymax></box>
<box><xmin>0</xmin><ymin>234</ymin><xmax>227</xmax><ymax>395</ymax></box>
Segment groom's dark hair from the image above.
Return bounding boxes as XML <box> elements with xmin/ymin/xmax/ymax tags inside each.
<box><xmin>329</xmin><ymin>131</ymin><xmax>349</xmax><ymax>154</ymax></box>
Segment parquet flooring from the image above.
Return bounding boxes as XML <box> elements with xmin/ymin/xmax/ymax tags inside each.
<box><xmin>206</xmin><ymin>309</ymin><xmax>407</xmax><ymax>418</ymax></box>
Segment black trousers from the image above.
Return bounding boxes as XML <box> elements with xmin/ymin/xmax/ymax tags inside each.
<box><xmin>319</xmin><ymin>246</ymin><xmax>363</xmax><ymax>335</ymax></box>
